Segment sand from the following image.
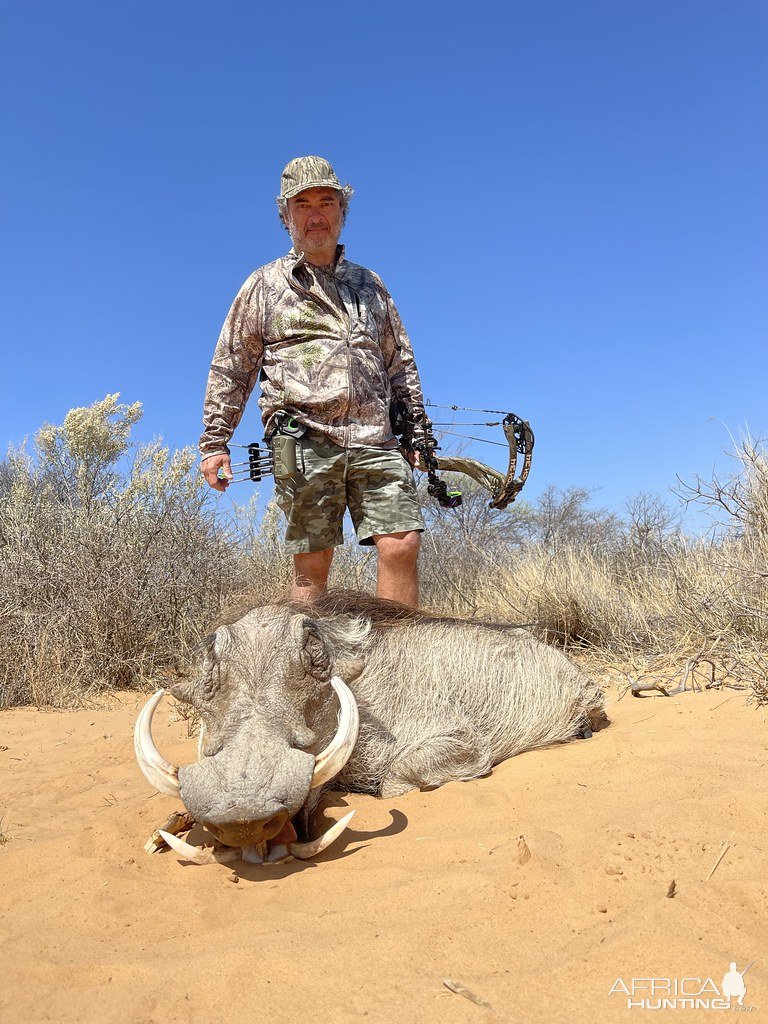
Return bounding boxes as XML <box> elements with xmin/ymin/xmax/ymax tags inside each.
<box><xmin>0</xmin><ymin>684</ymin><xmax>765</xmax><ymax>1023</ymax></box>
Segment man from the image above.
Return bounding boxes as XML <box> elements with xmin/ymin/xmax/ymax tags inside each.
<box><xmin>199</xmin><ymin>156</ymin><xmax>427</xmax><ymax>606</ymax></box>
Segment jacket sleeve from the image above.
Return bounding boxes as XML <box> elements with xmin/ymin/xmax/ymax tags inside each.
<box><xmin>199</xmin><ymin>273</ymin><xmax>264</xmax><ymax>460</ymax></box>
<box><xmin>378</xmin><ymin>282</ymin><xmax>428</xmax><ymax>443</ymax></box>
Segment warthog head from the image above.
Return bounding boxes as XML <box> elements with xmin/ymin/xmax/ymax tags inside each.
<box><xmin>134</xmin><ymin>606</ymin><xmax>363</xmax><ymax>855</ymax></box>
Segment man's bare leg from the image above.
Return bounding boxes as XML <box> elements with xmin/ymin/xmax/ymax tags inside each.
<box><xmin>374</xmin><ymin>531</ymin><xmax>421</xmax><ymax>608</ymax></box>
<box><xmin>292</xmin><ymin>548</ymin><xmax>334</xmax><ymax>602</ymax></box>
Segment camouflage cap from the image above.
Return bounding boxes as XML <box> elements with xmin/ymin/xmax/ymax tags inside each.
<box><xmin>278</xmin><ymin>155</ymin><xmax>351</xmax><ymax>200</ymax></box>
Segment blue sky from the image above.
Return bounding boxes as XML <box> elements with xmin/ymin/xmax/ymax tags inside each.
<box><xmin>1</xmin><ymin>0</ymin><xmax>766</xmax><ymax>525</ymax></box>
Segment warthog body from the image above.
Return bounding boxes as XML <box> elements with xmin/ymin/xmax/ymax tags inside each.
<box><xmin>156</xmin><ymin>593</ymin><xmax>605</xmax><ymax>849</ymax></box>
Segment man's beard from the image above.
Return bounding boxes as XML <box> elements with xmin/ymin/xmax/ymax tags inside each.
<box><xmin>288</xmin><ymin>222</ymin><xmax>340</xmax><ymax>258</ymax></box>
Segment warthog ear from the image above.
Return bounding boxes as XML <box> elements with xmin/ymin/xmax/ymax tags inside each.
<box><xmin>299</xmin><ymin>617</ymin><xmax>332</xmax><ymax>680</ymax></box>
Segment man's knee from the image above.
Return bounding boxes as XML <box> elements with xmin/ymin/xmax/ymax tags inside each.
<box><xmin>374</xmin><ymin>530</ymin><xmax>421</xmax><ymax>567</ymax></box>
<box><xmin>294</xmin><ymin>547</ymin><xmax>334</xmax><ymax>584</ymax></box>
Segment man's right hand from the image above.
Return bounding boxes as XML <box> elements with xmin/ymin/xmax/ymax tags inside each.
<box><xmin>201</xmin><ymin>453</ymin><xmax>233</xmax><ymax>492</ymax></box>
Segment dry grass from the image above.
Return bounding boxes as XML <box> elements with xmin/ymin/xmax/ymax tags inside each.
<box><xmin>1</xmin><ymin>397</ymin><xmax>766</xmax><ymax>708</ymax></box>
<box><xmin>0</xmin><ymin>814</ymin><xmax>13</xmax><ymax>845</ymax></box>
<box><xmin>446</xmin><ymin>441</ymin><xmax>768</xmax><ymax>704</ymax></box>
<box><xmin>168</xmin><ymin>696</ymin><xmax>202</xmax><ymax>738</ymax></box>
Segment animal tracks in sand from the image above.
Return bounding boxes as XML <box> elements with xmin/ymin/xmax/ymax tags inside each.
<box><xmin>600</xmin><ymin>826</ymin><xmax>755</xmax><ymax>888</ymax></box>
<box><xmin>601</xmin><ymin>828</ymin><xmax>681</xmax><ymax>881</ymax></box>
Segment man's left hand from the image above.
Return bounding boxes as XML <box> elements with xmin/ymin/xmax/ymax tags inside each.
<box><xmin>402</xmin><ymin>447</ymin><xmax>422</xmax><ymax>470</ymax></box>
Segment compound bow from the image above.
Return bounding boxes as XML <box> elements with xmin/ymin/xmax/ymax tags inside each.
<box><xmin>404</xmin><ymin>402</ymin><xmax>535</xmax><ymax>511</ymax></box>
<box><xmin>224</xmin><ymin>402</ymin><xmax>535</xmax><ymax>513</ymax></box>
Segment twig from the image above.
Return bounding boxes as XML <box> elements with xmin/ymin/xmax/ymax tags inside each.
<box><xmin>631</xmin><ymin>680</ymin><xmax>671</xmax><ymax>697</ymax></box>
<box><xmin>666</xmin><ymin>656</ymin><xmax>716</xmax><ymax>695</ymax></box>
<box><xmin>442</xmin><ymin>978</ymin><xmax>492</xmax><ymax>1010</ymax></box>
<box><xmin>709</xmin><ymin>696</ymin><xmax>738</xmax><ymax>712</ymax></box>
<box><xmin>631</xmin><ymin>714</ymin><xmax>656</xmax><ymax>726</ymax></box>
<box><xmin>631</xmin><ymin>655</ymin><xmax>719</xmax><ymax>698</ymax></box>
<box><xmin>706</xmin><ymin>830</ymin><xmax>734</xmax><ymax>881</ymax></box>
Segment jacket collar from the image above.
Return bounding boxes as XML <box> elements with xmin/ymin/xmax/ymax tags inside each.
<box><xmin>288</xmin><ymin>244</ymin><xmax>345</xmax><ymax>272</ymax></box>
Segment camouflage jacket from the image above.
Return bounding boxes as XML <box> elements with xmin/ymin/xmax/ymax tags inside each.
<box><xmin>199</xmin><ymin>246</ymin><xmax>426</xmax><ymax>460</ymax></box>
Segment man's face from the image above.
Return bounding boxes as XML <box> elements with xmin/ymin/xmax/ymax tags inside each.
<box><xmin>284</xmin><ymin>187</ymin><xmax>344</xmax><ymax>259</ymax></box>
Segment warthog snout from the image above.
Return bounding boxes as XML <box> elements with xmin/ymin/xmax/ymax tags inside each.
<box><xmin>177</xmin><ymin>742</ymin><xmax>315</xmax><ymax>846</ymax></box>
<box><xmin>202</xmin><ymin>810</ymin><xmax>292</xmax><ymax>848</ymax></box>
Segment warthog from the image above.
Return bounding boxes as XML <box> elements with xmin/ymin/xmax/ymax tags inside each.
<box><xmin>135</xmin><ymin>593</ymin><xmax>606</xmax><ymax>864</ymax></box>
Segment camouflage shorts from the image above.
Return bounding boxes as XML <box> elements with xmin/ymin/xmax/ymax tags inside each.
<box><xmin>273</xmin><ymin>432</ymin><xmax>425</xmax><ymax>554</ymax></box>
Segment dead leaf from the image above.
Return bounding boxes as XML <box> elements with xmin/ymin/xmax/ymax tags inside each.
<box><xmin>517</xmin><ymin>835</ymin><xmax>531</xmax><ymax>865</ymax></box>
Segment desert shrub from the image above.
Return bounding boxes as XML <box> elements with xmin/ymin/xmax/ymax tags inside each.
<box><xmin>1</xmin><ymin>397</ymin><xmax>765</xmax><ymax>707</ymax></box>
<box><xmin>0</xmin><ymin>396</ymin><xmax>251</xmax><ymax>707</ymax></box>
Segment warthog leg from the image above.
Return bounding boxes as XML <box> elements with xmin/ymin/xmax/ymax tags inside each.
<box><xmin>577</xmin><ymin>718</ymin><xmax>593</xmax><ymax>739</ymax></box>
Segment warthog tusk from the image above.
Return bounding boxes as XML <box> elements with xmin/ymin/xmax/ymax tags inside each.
<box><xmin>160</xmin><ymin>815</ymin><xmax>356</xmax><ymax>867</ymax></box>
<box><xmin>310</xmin><ymin>676</ymin><xmax>360</xmax><ymax>790</ymax></box>
<box><xmin>288</xmin><ymin>809</ymin><xmax>356</xmax><ymax>860</ymax></box>
<box><xmin>158</xmin><ymin>830</ymin><xmax>214</xmax><ymax>864</ymax></box>
<box><xmin>158</xmin><ymin>830</ymin><xmax>239</xmax><ymax>865</ymax></box>
<box><xmin>134</xmin><ymin>690</ymin><xmax>181</xmax><ymax>797</ymax></box>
